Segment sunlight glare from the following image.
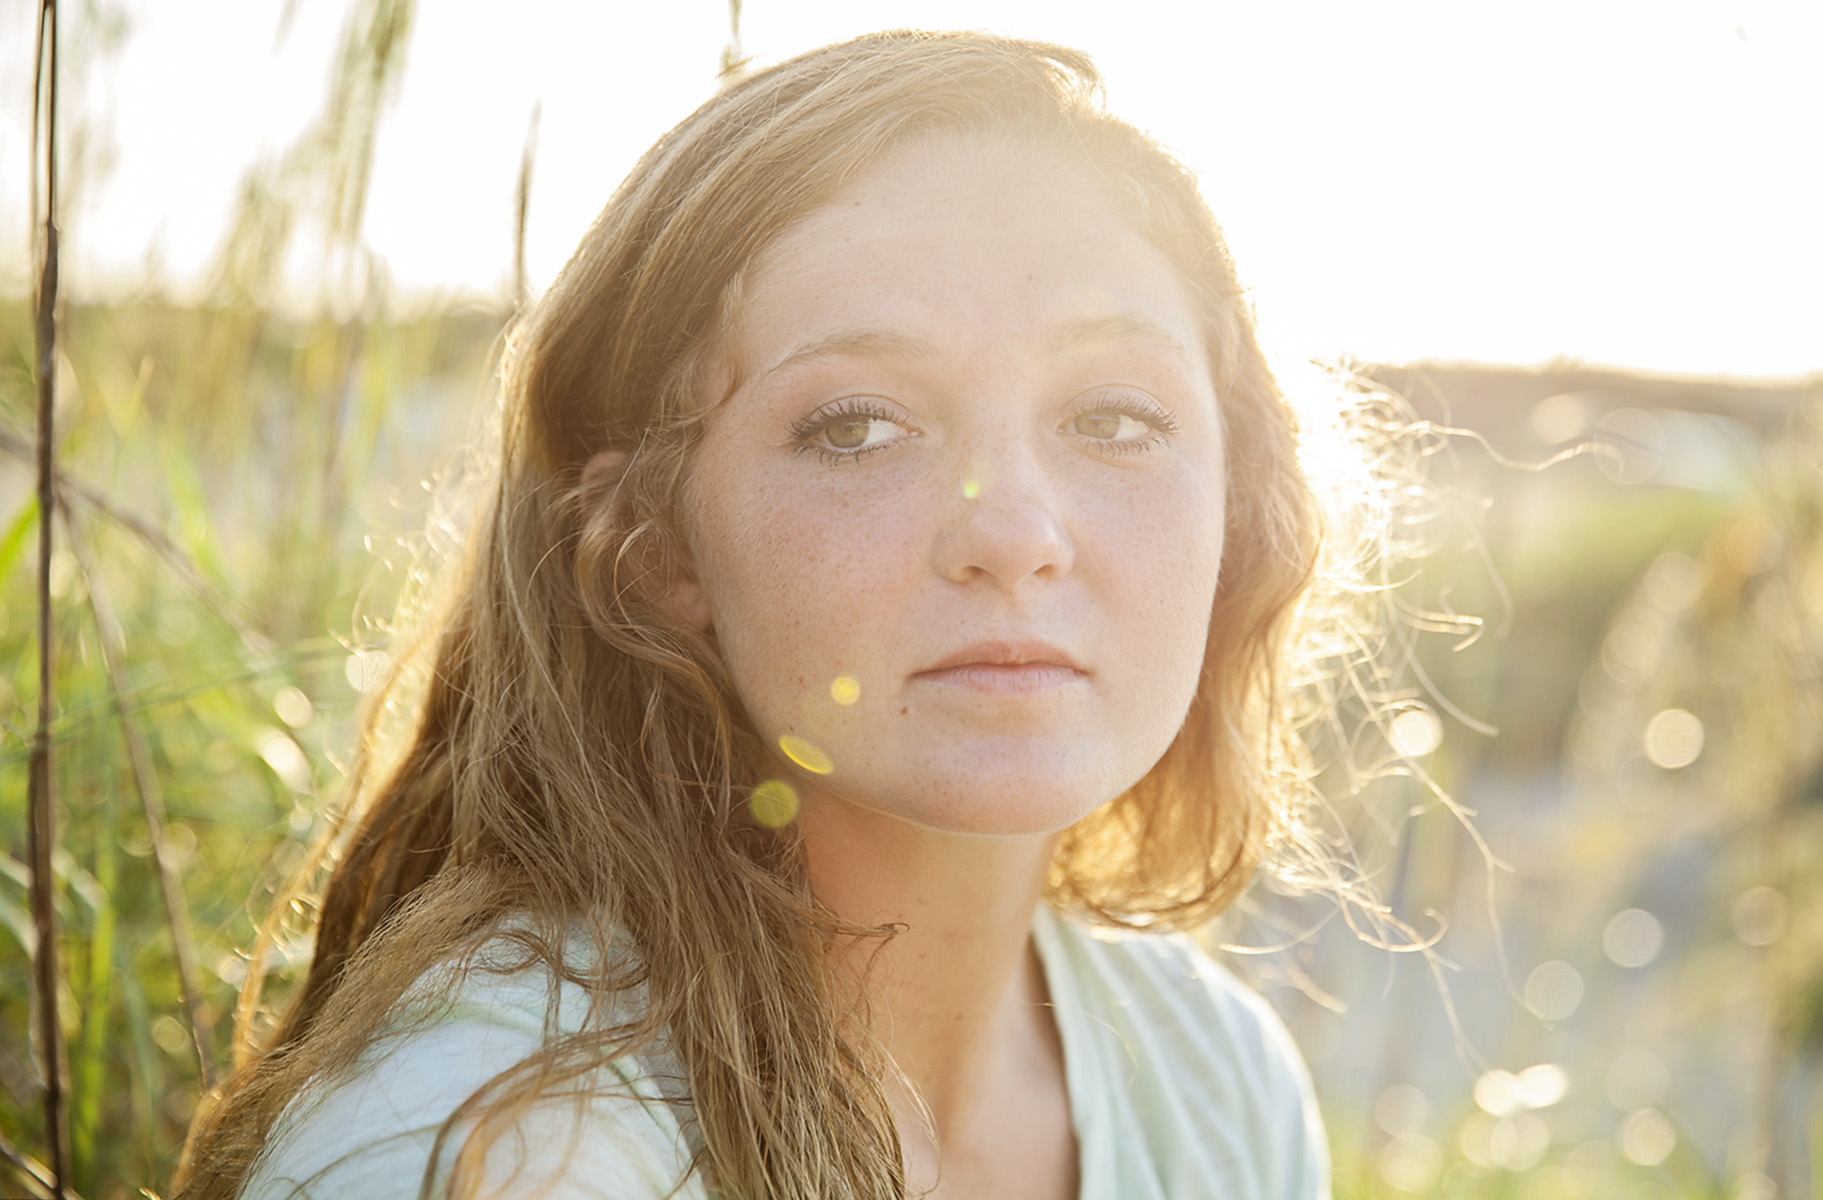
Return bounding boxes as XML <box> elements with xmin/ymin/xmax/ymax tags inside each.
<box><xmin>749</xmin><ymin>779</ymin><xmax>800</xmax><ymax>828</ymax></box>
<box><xmin>1593</xmin><ymin>409</ymin><xmax>1667</xmax><ymax>485</ymax></box>
<box><xmin>1376</xmin><ymin>1135</ymin><xmax>1442</xmax><ymax>1194</ymax></box>
<box><xmin>345</xmin><ymin>649</ymin><xmax>390</xmax><ymax>694</ymax></box>
<box><xmin>1460</xmin><ymin>1111</ymin><xmax>1548</xmax><ymax>1171</ymax></box>
<box><xmin>1731</xmin><ymin>886</ymin><xmax>1788</xmax><ymax>947</ymax></box>
<box><xmin>779</xmin><ymin>734</ymin><xmax>834</xmax><ymax>775</ymax></box>
<box><xmin>1602</xmin><ymin>909</ymin><xmax>1665</xmax><ymax>969</ymax></box>
<box><xmin>1524</xmin><ymin>960</ymin><xmax>1584</xmax><ymax>1022</ymax></box>
<box><xmin>1515</xmin><ymin>1063</ymin><xmax>1570</xmax><ymax>1110</ymax></box>
<box><xmin>7</xmin><ymin>1</ymin><xmax>1816</xmax><ymax>375</ymax></box>
<box><xmin>1474</xmin><ymin>1070</ymin><xmax>1524</xmax><ymax>1117</ymax></box>
<box><xmin>1618</xmin><ymin>1108</ymin><xmax>1677</xmax><ymax>1167</ymax></box>
<box><xmin>1643</xmin><ymin>709</ymin><xmax>1704</xmax><ymax>769</ymax></box>
<box><xmin>1528</xmin><ymin>393</ymin><xmax>1590</xmax><ymax>445</ymax></box>
<box><xmin>274</xmin><ymin>685</ymin><xmax>315</xmax><ymax>729</ymax></box>
<box><xmin>1374</xmin><ymin>1083</ymin><xmax>1430</xmax><ymax>1137</ymax></box>
<box><xmin>1388</xmin><ymin>708</ymin><xmax>1443</xmax><ymax>758</ymax></box>
<box><xmin>257</xmin><ymin>730</ymin><xmax>312</xmax><ymax>792</ymax></box>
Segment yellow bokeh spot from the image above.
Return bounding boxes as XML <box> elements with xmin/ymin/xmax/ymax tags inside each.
<box><xmin>749</xmin><ymin>779</ymin><xmax>799</xmax><ymax>828</ymax></box>
<box><xmin>1643</xmin><ymin>707</ymin><xmax>1703</xmax><ymax>769</ymax></box>
<box><xmin>778</xmin><ymin>734</ymin><xmax>834</xmax><ymax>775</ymax></box>
<box><xmin>830</xmin><ymin>675</ymin><xmax>861</xmax><ymax>706</ymax></box>
<box><xmin>961</xmin><ymin>478</ymin><xmax>981</xmax><ymax>500</ymax></box>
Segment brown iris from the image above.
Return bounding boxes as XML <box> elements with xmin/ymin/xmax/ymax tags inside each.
<box><xmin>1072</xmin><ymin>412</ymin><xmax>1124</xmax><ymax>439</ymax></box>
<box><xmin>825</xmin><ymin>418</ymin><xmax>872</xmax><ymax>449</ymax></box>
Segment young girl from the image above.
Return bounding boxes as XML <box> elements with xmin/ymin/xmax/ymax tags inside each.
<box><xmin>180</xmin><ymin>30</ymin><xmax>1345</xmax><ymax>1199</ymax></box>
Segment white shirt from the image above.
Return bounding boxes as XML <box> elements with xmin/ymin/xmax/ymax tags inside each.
<box><xmin>243</xmin><ymin>907</ymin><xmax>1329</xmax><ymax>1198</ymax></box>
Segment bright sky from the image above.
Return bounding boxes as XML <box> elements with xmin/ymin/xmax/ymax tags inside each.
<box><xmin>1</xmin><ymin>0</ymin><xmax>1818</xmax><ymax>377</ymax></box>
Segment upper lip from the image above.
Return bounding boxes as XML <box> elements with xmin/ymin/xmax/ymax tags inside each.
<box><xmin>917</xmin><ymin>640</ymin><xmax>1085</xmax><ymax>674</ymax></box>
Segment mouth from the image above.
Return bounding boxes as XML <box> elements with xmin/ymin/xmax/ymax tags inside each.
<box><xmin>912</xmin><ymin>641</ymin><xmax>1087</xmax><ymax>694</ymax></box>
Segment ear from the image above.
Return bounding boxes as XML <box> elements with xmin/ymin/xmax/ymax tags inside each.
<box><xmin>580</xmin><ymin>448</ymin><xmax>631</xmax><ymax>495</ymax></box>
<box><xmin>661</xmin><ymin>553</ymin><xmax>713</xmax><ymax>632</ymax></box>
<box><xmin>580</xmin><ymin>449</ymin><xmax>713</xmax><ymax>632</ymax></box>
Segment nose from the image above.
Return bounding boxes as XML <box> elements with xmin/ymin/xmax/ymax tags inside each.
<box><xmin>932</xmin><ymin>449</ymin><xmax>1075</xmax><ymax>594</ymax></box>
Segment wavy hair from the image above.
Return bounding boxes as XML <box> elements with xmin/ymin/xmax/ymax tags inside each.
<box><xmin>178</xmin><ymin>30</ymin><xmax>1337</xmax><ymax>1200</ymax></box>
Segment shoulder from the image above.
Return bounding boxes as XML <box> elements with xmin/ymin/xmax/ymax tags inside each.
<box><xmin>1036</xmin><ymin>907</ymin><xmax>1330</xmax><ymax>1198</ymax></box>
<box><xmin>241</xmin><ymin>935</ymin><xmax>701</xmax><ymax>1200</ymax></box>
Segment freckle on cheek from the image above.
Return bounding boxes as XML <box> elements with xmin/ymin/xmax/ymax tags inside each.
<box><xmin>900</xmin><ymin>707</ymin><xmax>909</xmax><ymax>716</ymax></box>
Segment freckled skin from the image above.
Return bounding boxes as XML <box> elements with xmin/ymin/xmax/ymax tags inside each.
<box><xmin>682</xmin><ymin>135</ymin><xmax>1228</xmax><ymax>838</ymax></box>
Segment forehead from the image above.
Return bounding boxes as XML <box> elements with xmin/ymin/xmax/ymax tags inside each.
<box><xmin>724</xmin><ymin>133</ymin><xmax>1207</xmax><ymax>378</ymax></box>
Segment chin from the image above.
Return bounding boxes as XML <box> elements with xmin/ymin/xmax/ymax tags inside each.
<box><xmin>889</xmin><ymin>754</ymin><xmax>1141</xmax><ymax>838</ymax></box>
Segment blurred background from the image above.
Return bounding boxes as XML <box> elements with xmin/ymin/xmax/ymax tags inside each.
<box><xmin>0</xmin><ymin>1</ymin><xmax>1817</xmax><ymax>1196</ymax></box>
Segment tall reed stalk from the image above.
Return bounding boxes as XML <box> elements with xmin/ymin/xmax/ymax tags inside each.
<box><xmin>27</xmin><ymin>0</ymin><xmax>68</xmax><ymax>1195</ymax></box>
<box><xmin>513</xmin><ymin>104</ymin><xmax>539</xmax><ymax>305</ymax></box>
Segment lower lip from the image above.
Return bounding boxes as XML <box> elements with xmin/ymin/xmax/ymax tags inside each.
<box><xmin>913</xmin><ymin>664</ymin><xmax>1086</xmax><ymax>694</ymax></box>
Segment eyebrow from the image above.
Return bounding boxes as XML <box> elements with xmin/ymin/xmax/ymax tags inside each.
<box><xmin>757</xmin><ymin>311</ymin><xmax>1196</xmax><ymax>383</ymax></box>
<box><xmin>1043</xmin><ymin>312</ymin><xmax>1195</xmax><ymax>360</ymax></box>
<box><xmin>760</xmin><ymin>330</ymin><xmax>938</xmax><ymax>382</ymax></box>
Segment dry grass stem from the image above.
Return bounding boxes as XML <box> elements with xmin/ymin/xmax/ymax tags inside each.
<box><xmin>27</xmin><ymin>0</ymin><xmax>70</xmax><ymax>1194</ymax></box>
<box><xmin>64</xmin><ymin>515</ymin><xmax>220</xmax><ymax>1090</ymax></box>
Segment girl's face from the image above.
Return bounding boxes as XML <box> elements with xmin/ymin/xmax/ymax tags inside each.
<box><xmin>682</xmin><ymin>134</ymin><xmax>1227</xmax><ymax>837</ymax></box>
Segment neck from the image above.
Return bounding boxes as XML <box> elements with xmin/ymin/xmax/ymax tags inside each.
<box><xmin>801</xmin><ymin>801</ymin><xmax>1056</xmax><ymax>1136</ymax></box>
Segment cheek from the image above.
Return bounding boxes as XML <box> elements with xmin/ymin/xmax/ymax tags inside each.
<box><xmin>1106</xmin><ymin>471</ymin><xmax>1225</xmax><ymax>696</ymax></box>
<box><xmin>1103</xmin><ymin>461</ymin><xmax>1225</xmax><ymax>595</ymax></box>
<box><xmin>692</xmin><ymin>471</ymin><xmax>930</xmax><ymax>707</ymax></box>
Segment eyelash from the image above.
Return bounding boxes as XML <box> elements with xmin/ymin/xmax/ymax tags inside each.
<box><xmin>788</xmin><ymin>389</ymin><xmax>1181</xmax><ymax>463</ymax></box>
<box><xmin>788</xmin><ymin>396</ymin><xmax>914</xmax><ymax>464</ymax></box>
<box><xmin>1064</xmin><ymin>390</ymin><xmax>1181</xmax><ymax>456</ymax></box>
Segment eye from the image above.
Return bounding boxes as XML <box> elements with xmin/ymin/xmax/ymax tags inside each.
<box><xmin>790</xmin><ymin>397</ymin><xmax>916</xmax><ymax>461</ymax></box>
<box><xmin>822</xmin><ymin>415</ymin><xmax>902</xmax><ymax>450</ymax></box>
<box><xmin>1064</xmin><ymin>389</ymin><xmax>1180</xmax><ymax>453</ymax></box>
<box><xmin>1070</xmin><ymin>411</ymin><xmax>1154</xmax><ymax>441</ymax></box>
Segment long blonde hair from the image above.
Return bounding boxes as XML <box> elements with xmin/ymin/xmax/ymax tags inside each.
<box><xmin>178</xmin><ymin>30</ymin><xmax>1324</xmax><ymax>1200</ymax></box>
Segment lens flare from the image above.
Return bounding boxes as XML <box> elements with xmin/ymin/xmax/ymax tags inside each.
<box><xmin>1643</xmin><ymin>708</ymin><xmax>1704</xmax><ymax>769</ymax></box>
<box><xmin>749</xmin><ymin>779</ymin><xmax>799</xmax><ymax>828</ymax></box>
<box><xmin>1618</xmin><ymin>1108</ymin><xmax>1676</xmax><ymax>1166</ymax></box>
<box><xmin>1524</xmin><ymin>960</ymin><xmax>1584</xmax><ymax>1021</ymax></box>
<box><xmin>960</xmin><ymin>459</ymin><xmax>993</xmax><ymax>500</ymax></box>
<box><xmin>1374</xmin><ymin>1084</ymin><xmax>1429</xmax><ymax>1137</ymax></box>
<box><xmin>1516</xmin><ymin>1063</ymin><xmax>1569</xmax><ymax>1109</ymax></box>
<box><xmin>1732</xmin><ymin>886</ymin><xmax>1788</xmax><ymax>946</ymax></box>
<box><xmin>778</xmin><ymin>734</ymin><xmax>834</xmax><ymax>775</ymax></box>
<box><xmin>1474</xmin><ymin>1070</ymin><xmax>1524</xmax><ymax>1117</ymax></box>
<box><xmin>273</xmin><ymin>685</ymin><xmax>315</xmax><ymax>729</ymax></box>
<box><xmin>1388</xmin><ymin>708</ymin><xmax>1443</xmax><ymax>758</ymax></box>
<box><xmin>830</xmin><ymin>675</ymin><xmax>861</xmax><ymax>706</ymax></box>
<box><xmin>1602</xmin><ymin>908</ymin><xmax>1664</xmax><ymax>968</ymax></box>
<box><xmin>1376</xmin><ymin>1134</ymin><xmax>1441</xmax><ymax>1193</ymax></box>
<box><xmin>258</xmin><ymin>730</ymin><xmax>312</xmax><ymax>792</ymax></box>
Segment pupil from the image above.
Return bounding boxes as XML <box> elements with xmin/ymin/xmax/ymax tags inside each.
<box><xmin>826</xmin><ymin>419</ymin><xmax>870</xmax><ymax>449</ymax></box>
<box><xmin>1076</xmin><ymin>413</ymin><xmax>1122</xmax><ymax>439</ymax></box>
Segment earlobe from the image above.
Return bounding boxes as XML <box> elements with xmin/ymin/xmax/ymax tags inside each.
<box><xmin>666</xmin><ymin>572</ymin><xmax>713</xmax><ymax>631</ymax></box>
<box><xmin>581</xmin><ymin>449</ymin><xmax>631</xmax><ymax>496</ymax></box>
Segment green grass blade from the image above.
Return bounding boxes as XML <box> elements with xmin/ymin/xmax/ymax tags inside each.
<box><xmin>0</xmin><ymin>496</ymin><xmax>36</xmax><ymax>582</ymax></box>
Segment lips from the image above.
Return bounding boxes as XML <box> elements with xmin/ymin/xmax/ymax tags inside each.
<box><xmin>912</xmin><ymin>641</ymin><xmax>1087</xmax><ymax>694</ymax></box>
